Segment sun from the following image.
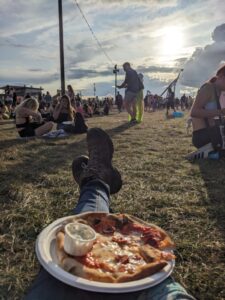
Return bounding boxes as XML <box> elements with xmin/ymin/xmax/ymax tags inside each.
<box><xmin>161</xmin><ymin>26</ymin><xmax>184</xmax><ymax>57</ymax></box>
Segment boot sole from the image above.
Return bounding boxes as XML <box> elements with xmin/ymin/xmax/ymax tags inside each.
<box><xmin>72</xmin><ymin>155</ymin><xmax>89</xmax><ymax>185</ymax></box>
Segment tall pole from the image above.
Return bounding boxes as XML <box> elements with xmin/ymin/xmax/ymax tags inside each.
<box><xmin>113</xmin><ymin>65</ymin><xmax>119</xmax><ymax>102</ymax></box>
<box><xmin>58</xmin><ymin>0</ymin><xmax>65</xmax><ymax>95</ymax></box>
<box><xmin>115</xmin><ymin>72</ymin><xmax>117</xmax><ymax>101</ymax></box>
<box><xmin>173</xmin><ymin>68</ymin><xmax>183</xmax><ymax>98</ymax></box>
<box><xmin>160</xmin><ymin>69</ymin><xmax>183</xmax><ymax>97</ymax></box>
<box><xmin>93</xmin><ymin>83</ymin><xmax>96</xmax><ymax>97</ymax></box>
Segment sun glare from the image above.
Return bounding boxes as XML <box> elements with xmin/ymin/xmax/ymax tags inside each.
<box><xmin>161</xmin><ymin>26</ymin><xmax>184</xmax><ymax>57</ymax></box>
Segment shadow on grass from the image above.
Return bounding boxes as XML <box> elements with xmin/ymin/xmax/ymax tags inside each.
<box><xmin>0</xmin><ymin>138</ymin><xmax>27</xmax><ymax>150</ymax></box>
<box><xmin>0</xmin><ymin>120</ymin><xmax>14</xmax><ymax>125</ymax></box>
<box><xmin>197</xmin><ymin>159</ymin><xmax>225</xmax><ymax>239</ymax></box>
<box><xmin>0</xmin><ymin>122</ymin><xmax>135</xmax><ymax>202</ymax></box>
<box><xmin>107</xmin><ymin>121</ymin><xmax>137</xmax><ymax>137</ymax></box>
<box><xmin>0</xmin><ymin>126</ymin><xmax>16</xmax><ymax>131</ymax></box>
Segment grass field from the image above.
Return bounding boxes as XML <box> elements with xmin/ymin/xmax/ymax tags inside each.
<box><xmin>0</xmin><ymin>110</ymin><xmax>225</xmax><ymax>300</ymax></box>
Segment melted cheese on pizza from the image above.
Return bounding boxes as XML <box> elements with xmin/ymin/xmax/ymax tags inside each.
<box><xmin>89</xmin><ymin>235</ymin><xmax>145</xmax><ymax>275</ymax></box>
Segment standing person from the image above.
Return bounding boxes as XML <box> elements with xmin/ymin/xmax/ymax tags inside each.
<box><xmin>44</xmin><ymin>91</ymin><xmax>52</xmax><ymax>104</ymax></box>
<box><xmin>67</xmin><ymin>85</ymin><xmax>75</xmax><ymax>107</ymax></box>
<box><xmin>191</xmin><ymin>64</ymin><xmax>225</xmax><ymax>149</ymax></box>
<box><xmin>117</xmin><ymin>62</ymin><xmax>143</xmax><ymax>123</ymax></box>
<box><xmin>144</xmin><ymin>91</ymin><xmax>150</xmax><ymax>112</ymax></box>
<box><xmin>128</xmin><ymin>73</ymin><xmax>144</xmax><ymax>123</ymax></box>
<box><xmin>115</xmin><ymin>91</ymin><xmax>123</xmax><ymax>112</ymax></box>
<box><xmin>180</xmin><ymin>94</ymin><xmax>185</xmax><ymax>110</ymax></box>
<box><xmin>12</xmin><ymin>91</ymin><xmax>17</xmax><ymax>107</ymax></box>
<box><xmin>166</xmin><ymin>87</ymin><xmax>176</xmax><ymax>117</ymax></box>
<box><xmin>136</xmin><ymin>73</ymin><xmax>144</xmax><ymax>122</ymax></box>
<box><xmin>24</xmin><ymin>128</ymin><xmax>195</xmax><ymax>300</ymax></box>
<box><xmin>5</xmin><ymin>87</ymin><xmax>13</xmax><ymax>105</ymax></box>
<box><xmin>175</xmin><ymin>97</ymin><xmax>180</xmax><ymax>110</ymax></box>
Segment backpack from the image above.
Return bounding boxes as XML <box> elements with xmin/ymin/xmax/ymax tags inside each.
<box><xmin>74</xmin><ymin>112</ymin><xmax>88</xmax><ymax>133</ymax></box>
<box><xmin>138</xmin><ymin>77</ymin><xmax>144</xmax><ymax>91</ymax></box>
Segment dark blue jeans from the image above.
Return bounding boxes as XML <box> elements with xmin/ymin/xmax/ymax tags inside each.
<box><xmin>24</xmin><ymin>180</ymin><xmax>195</xmax><ymax>300</ymax></box>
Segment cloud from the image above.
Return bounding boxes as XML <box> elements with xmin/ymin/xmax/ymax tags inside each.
<box><xmin>67</xmin><ymin>65</ymin><xmax>177</xmax><ymax>81</ymax></box>
<box><xmin>212</xmin><ymin>23</ymin><xmax>225</xmax><ymax>42</ymax></box>
<box><xmin>0</xmin><ymin>38</ymin><xmax>32</xmax><ymax>48</ymax></box>
<box><xmin>67</xmin><ymin>67</ymin><xmax>113</xmax><ymax>79</ymax></box>
<box><xmin>1</xmin><ymin>0</ymin><xmax>225</xmax><ymax>97</ymax></box>
<box><xmin>28</xmin><ymin>68</ymin><xmax>44</xmax><ymax>72</ymax></box>
<box><xmin>181</xmin><ymin>23</ymin><xmax>225</xmax><ymax>88</ymax></box>
<box><xmin>81</xmin><ymin>0</ymin><xmax>178</xmax><ymax>8</ymax></box>
<box><xmin>0</xmin><ymin>70</ymin><xmax>59</xmax><ymax>86</ymax></box>
<box><xmin>65</xmin><ymin>40</ymin><xmax>116</xmax><ymax>69</ymax></box>
<box><xmin>137</xmin><ymin>65</ymin><xmax>177</xmax><ymax>73</ymax></box>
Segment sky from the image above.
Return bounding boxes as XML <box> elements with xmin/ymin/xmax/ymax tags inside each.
<box><xmin>0</xmin><ymin>0</ymin><xmax>225</xmax><ymax>98</ymax></box>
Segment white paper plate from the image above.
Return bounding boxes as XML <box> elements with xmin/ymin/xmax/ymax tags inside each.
<box><xmin>62</xmin><ymin>121</ymin><xmax>74</xmax><ymax>125</ymax></box>
<box><xmin>36</xmin><ymin>213</ymin><xmax>175</xmax><ymax>293</ymax></box>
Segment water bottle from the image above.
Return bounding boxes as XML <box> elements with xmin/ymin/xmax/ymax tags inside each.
<box><xmin>208</xmin><ymin>151</ymin><xmax>220</xmax><ymax>160</ymax></box>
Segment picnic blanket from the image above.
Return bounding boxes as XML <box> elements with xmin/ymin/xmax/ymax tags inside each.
<box><xmin>42</xmin><ymin>129</ymin><xmax>69</xmax><ymax>139</ymax></box>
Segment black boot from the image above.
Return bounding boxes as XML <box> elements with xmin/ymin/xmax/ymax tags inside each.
<box><xmin>72</xmin><ymin>128</ymin><xmax>122</xmax><ymax>194</ymax></box>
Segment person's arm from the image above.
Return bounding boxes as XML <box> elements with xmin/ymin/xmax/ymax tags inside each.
<box><xmin>117</xmin><ymin>81</ymin><xmax>127</xmax><ymax>89</ymax></box>
<box><xmin>17</xmin><ymin>107</ymin><xmax>42</xmax><ymax>121</ymax></box>
<box><xmin>53</xmin><ymin>104</ymin><xmax>62</xmax><ymax>120</ymax></box>
<box><xmin>117</xmin><ymin>73</ymin><xmax>128</xmax><ymax>89</ymax></box>
<box><xmin>190</xmin><ymin>84</ymin><xmax>225</xmax><ymax>118</ymax></box>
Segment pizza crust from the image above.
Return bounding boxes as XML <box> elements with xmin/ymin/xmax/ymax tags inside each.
<box><xmin>116</xmin><ymin>261</ymin><xmax>167</xmax><ymax>283</ymax></box>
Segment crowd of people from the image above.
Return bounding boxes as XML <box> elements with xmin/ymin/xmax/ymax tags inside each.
<box><xmin>2</xmin><ymin>63</ymin><xmax>225</xmax><ymax>152</ymax></box>
<box><xmin>0</xmin><ymin>76</ymin><xmax>194</xmax><ymax>128</ymax></box>
<box><xmin>143</xmin><ymin>91</ymin><xmax>193</xmax><ymax>113</ymax></box>
<box><xmin>0</xmin><ymin>85</ymin><xmax>116</xmax><ymax>137</ymax></box>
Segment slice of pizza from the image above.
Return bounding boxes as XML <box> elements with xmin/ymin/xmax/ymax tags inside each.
<box><xmin>55</xmin><ymin>213</ymin><xmax>175</xmax><ymax>283</ymax></box>
<box><xmin>75</xmin><ymin>213</ymin><xmax>175</xmax><ymax>250</ymax></box>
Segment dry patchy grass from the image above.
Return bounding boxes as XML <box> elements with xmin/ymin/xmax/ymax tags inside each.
<box><xmin>0</xmin><ymin>111</ymin><xmax>225</xmax><ymax>299</ymax></box>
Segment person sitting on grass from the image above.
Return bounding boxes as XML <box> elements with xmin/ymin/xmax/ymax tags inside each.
<box><xmin>76</xmin><ymin>101</ymin><xmax>85</xmax><ymax>116</ymax></box>
<box><xmin>24</xmin><ymin>127</ymin><xmax>195</xmax><ymax>300</ymax></box>
<box><xmin>0</xmin><ymin>103</ymin><xmax>10</xmax><ymax>120</ymax></box>
<box><xmin>191</xmin><ymin>64</ymin><xmax>225</xmax><ymax>149</ymax></box>
<box><xmin>15</xmin><ymin>98</ymin><xmax>54</xmax><ymax>137</ymax></box>
<box><xmin>53</xmin><ymin>95</ymin><xmax>75</xmax><ymax>129</ymax></box>
<box><xmin>67</xmin><ymin>84</ymin><xmax>75</xmax><ymax>108</ymax></box>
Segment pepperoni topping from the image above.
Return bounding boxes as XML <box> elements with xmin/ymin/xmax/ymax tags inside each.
<box><xmin>75</xmin><ymin>252</ymin><xmax>100</xmax><ymax>268</ymax></box>
<box><xmin>115</xmin><ymin>255</ymin><xmax>129</xmax><ymax>264</ymax></box>
<box><xmin>112</xmin><ymin>235</ymin><xmax>130</xmax><ymax>245</ymax></box>
<box><xmin>120</xmin><ymin>223</ymin><xmax>163</xmax><ymax>248</ymax></box>
<box><xmin>75</xmin><ymin>251</ymin><xmax>117</xmax><ymax>272</ymax></box>
<box><xmin>93</xmin><ymin>217</ymin><xmax>116</xmax><ymax>235</ymax></box>
<box><xmin>141</xmin><ymin>228</ymin><xmax>162</xmax><ymax>248</ymax></box>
